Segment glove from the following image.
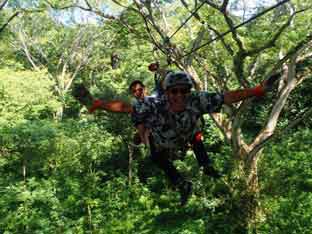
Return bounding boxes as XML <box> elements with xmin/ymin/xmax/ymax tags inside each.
<box><xmin>71</xmin><ymin>84</ymin><xmax>94</xmax><ymax>108</ymax></box>
<box><xmin>262</xmin><ymin>73</ymin><xmax>281</xmax><ymax>92</ymax></box>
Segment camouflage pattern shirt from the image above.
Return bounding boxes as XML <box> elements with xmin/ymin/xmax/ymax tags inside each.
<box><xmin>132</xmin><ymin>92</ymin><xmax>224</xmax><ymax>150</ymax></box>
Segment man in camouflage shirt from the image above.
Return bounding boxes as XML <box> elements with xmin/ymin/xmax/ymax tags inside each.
<box><xmin>133</xmin><ymin>90</ymin><xmax>223</xmax><ymax>150</ymax></box>
<box><xmin>132</xmin><ymin>71</ymin><xmax>275</xmax><ymax>205</ymax></box>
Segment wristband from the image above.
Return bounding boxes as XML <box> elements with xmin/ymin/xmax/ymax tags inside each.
<box><xmin>192</xmin><ymin>131</ymin><xmax>203</xmax><ymax>144</ymax></box>
<box><xmin>89</xmin><ymin>99</ymin><xmax>104</xmax><ymax>113</ymax></box>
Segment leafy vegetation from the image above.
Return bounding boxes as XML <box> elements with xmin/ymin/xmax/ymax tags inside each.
<box><xmin>0</xmin><ymin>0</ymin><xmax>311</xmax><ymax>233</ymax></box>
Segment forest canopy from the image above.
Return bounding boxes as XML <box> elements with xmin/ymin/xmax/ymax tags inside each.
<box><xmin>1</xmin><ymin>0</ymin><xmax>312</xmax><ymax>233</ymax></box>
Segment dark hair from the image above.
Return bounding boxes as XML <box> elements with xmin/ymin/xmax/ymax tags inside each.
<box><xmin>129</xmin><ymin>80</ymin><xmax>145</xmax><ymax>92</ymax></box>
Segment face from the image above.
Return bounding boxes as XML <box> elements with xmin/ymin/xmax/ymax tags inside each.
<box><xmin>131</xmin><ymin>83</ymin><xmax>145</xmax><ymax>100</ymax></box>
<box><xmin>166</xmin><ymin>85</ymin><xmax>191</xmax><ymax>112</ymax></box>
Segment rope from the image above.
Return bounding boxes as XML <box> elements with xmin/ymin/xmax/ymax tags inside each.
<box><xmin>181</xmin><ymin>0</ymin><xmax>291</xmax><ymax>58</ymax></box>
<box><xmin>169</xmin><ymin>1</ymin><xmax>206</xmax><ymax>40</ymax></box>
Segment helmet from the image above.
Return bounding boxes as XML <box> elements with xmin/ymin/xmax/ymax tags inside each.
<box><xmin>163</xmin><ymin>71</ymin><xmax>193</xmax><ymax>90</ymax></box>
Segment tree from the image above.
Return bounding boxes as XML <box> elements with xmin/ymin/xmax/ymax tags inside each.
<box><xmin>57</xmin><ymin>0</ymin><xmax>312</xmax><ymax>231</ymax></box>
<box><xmin>0</xmin><ymin>0</ymin><xmax>19</xmax><ymax>35</ymax></box>
<box><xmin>8</xmin><ymin>12</ymin><xmax>104</xmax><ymax>119</ymax></box>
<box><xmin>1</xmin><ymin>0</ymin><xmax>312</xmax><ymax>233</ymax></box>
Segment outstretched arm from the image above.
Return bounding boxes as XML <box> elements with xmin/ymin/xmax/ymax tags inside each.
<box><xmin>89</xmin><ymin>99</ymin><xmax>133</xmax><ymax>113</ymax></box>
<box><xmin>224</xmin><ymin>73</ymin><xmax>280</xmax><ymax>105</ymax></box>
<box><xmin>72</xmin><ymin>84</ymin><xmax>133</xmax><ymax>113</ymax></box>
<box><xmin>223</xmin><ymin>86</ymin><xmax>265</xmax><ymax>104</ymax></box>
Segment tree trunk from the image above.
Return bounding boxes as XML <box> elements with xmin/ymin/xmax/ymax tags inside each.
<box><xmin>128</xmin><ymin>144</ymin><xmax>134</xmax><ymax>186</ymax></box>
<box><xmin>231</xmin><ymin>154</ymin><xmax>261</xmax><ymax>234</ymax></box>
<box><xmin>87</xmin><ymin>204</ymin><xmax>93</xmax><ymax>234</ymax></box>
<box><xmin>55</xmin><ymin>105</ymin><xmax>64</xmax><ymax>120</ymax></box>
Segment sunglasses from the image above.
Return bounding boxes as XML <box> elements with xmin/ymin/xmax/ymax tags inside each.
<box><xmin>169</xmin><ymin>87</ymin><xmax>190</xmax><ymax>95</ymax></box>
<box><xmin>132</xmin><ymin>88</ymin><xmax>144</xmax><ymax>94</ymax></box>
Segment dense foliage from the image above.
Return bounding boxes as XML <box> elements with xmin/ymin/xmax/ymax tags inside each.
<box><xmin>0</xmin><ymin>0</ymin><xmax>311</xmax><ymax>233</ymax></box>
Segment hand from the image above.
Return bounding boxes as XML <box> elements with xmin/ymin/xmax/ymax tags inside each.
<box><xmin>261</xmin><ymin>73</ymin><xmax>280</xmax><ymax>92</ymax></box>
<box><xmin>148</xmin><ymin>62</ymin><xmax>159</xmax><ymax>72</ymax></box>
<box><xmin>72</xmin><ymin>84</ymin><xmax>94</xmax><ymax>108</ymax></box>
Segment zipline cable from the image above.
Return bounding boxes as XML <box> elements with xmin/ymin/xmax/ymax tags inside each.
<box><xmin>181</xmin><ymin>0</ymin><xmax>291</xmax><ymax>58</ymax></box>
<box><xmin>169</xmin><ymin>1</ymin><xmax>206</xmax><ymax>40</ymax></box>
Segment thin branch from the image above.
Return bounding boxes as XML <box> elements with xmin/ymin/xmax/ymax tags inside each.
<box><xmin>129</xmin><ymin>0</ymin><xmax>183</xmax><ymax>62</ymax></box>
<box><xmin>248</xmin><ymin>57</ymin><xmax>298</xmax><ymax>160</ymax></box>
<box><xmin>180</xmin><ymin>0</ymin><xmax>189</xmax><ymax>10</ymax></box>
<box><xmin>223</xmin><ymin>12</ymin><xmax>244</xmax><ymax>51</ymax></box>
<box><xmin>194</xmin><ymin>56</ymin><xmax>224</xmax><ymax>90</ymax></box>
<box><xmin>269</xmin><ymin>33</ymin><xmax>312</xmax><ymax>78</ymax></box>
<box><xmin>138</xmin><ymin>9</ymin><xmax>166</xmax><ymax>55</ymax></box>
<box><xmin>247</xmin><ymin>107</ymin><xmax>312</xmax><ymax>163</ymax></box>
<box><xmin>206</xmin><ymin>24</ymin><xmax>234</xmax><ymax>55</ymax></box>
<box><xmin>0</xmin><ymin>0</ymin><xmax>9</xmax><ymax>10</ymax></box>
<box><xmin>169</xmin><ymin>0</ymin><xmax>205</xmax><ymax>39</ymax></box>
<box><xmin>246</xmin><ymin>55</ymin><xmax>260</xmax><ymax>79</ymax></box>
<box><xmin>186</xmin><ymin>25</ymin><xmax>206</xmax><ymax>66</ymax></box>
<box><xmin>0</xmin><ymin>11</ymin><xmax>20</xmax><ymax>34</ymax></box>
<box><xmin>203</xmin><ymin>0</ymin><xmax>219</xmax><ymax>10</ymax></box>
<box><xmin>246</xmin><ymin>8</ymin><xmax>309</xmax><ymax>57</ymax></box>
<box><xmin>110</xmin><ymin>0</ymin><xmax>140</xmax><ymax>14</ymax></box>
<box><xmin>135</xmin><ymin>0</ymin><xmax>166</xmax><ymax>41</ymax></box>
<box><xmin>17</xmin><ymin>29</ymin><xmax>40</xmax><ymax>70</ymax></box>
<box><xmin>65</xmin><ymin>32</ymin><xmax>101</xmax><ymax>92</ymax></box>
<box><xmin>180</xmin><ymin>0</ymin><xmax>201</xmax><ymax>21</ymax></box>
<box><xmin>182</xmin><ymin>0</ymin><xmax>291</xmax><ymax>58</ymax></box>
<box><xmin>108</xmin><ymin>1</ymin><xmax>151</xmax><ymax>39</ymax></box>
<box><xmin>231</xmin><ymin>100</ymin><xmax>251</xmax><ymax>156</ymax></box>
<box><xmin>246</xmin><ymin>33</ymin><xmax>312</xmax><ymax>162</ymax></box>
<box><xmin>45</xmin><ymin>1</ymin><xmax>116</xmax><ymax>20</ymax></box>
<box><xmin>284</xmin><ymin>109</ymin><xmax>312</xmax><ymax>132</ymax></box>
<box><xmin>84</xmin><ymin>0</ymin><xmax>92</xmax><ymax>10</ymax></box>
<box><xmin>221</xmin><ymin>0</ymin><xmax>229</xmax><ymax>13</ymax></box>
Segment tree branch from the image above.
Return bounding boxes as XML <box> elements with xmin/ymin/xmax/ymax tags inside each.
<box><xmin>136</xmin><ymin>7</ymin><xmax>166</xmax><ymax>55</ymax></box>
<box><xmin>246</xmin><ymin>8</ymin><xmax>309</xmax><ymax>57</ymax></box>
<box><xmin>45</xmin><ymin>1</ymin><xmax>116</xmax><ymax>20</ymax></box>
<box><xmin>203</xmin><ymin>0</ymin><xmax>219</xmax><ymax>10</ymax></box>
<box><xmin>205</xmin><ymin>0</ymin><xmax>249</xmax><ymax>87</ymax></box>
<box><xmin>221</xmin><ymin>0</ymin><xmax>229</xmax><ymax>13</ymax></box>
<box><xmin>248</xmin><ymin>52</ymin><xmax>304</xmax><ymax>162</ymax></box>
<box><xmin>17</xmin><ymin>29</ymin><xmax>40</xmax><ymax>71</ymax></box>
<box><xmin>280</xmin><ymin>108</ymin><xmax>312</xmax><ymax>134</ymax></box>
<box><xmin>268</xmin><ymin>33</ymin><xmax>312</xmax><ymax>78</ymax></box>
<box><xmin>0</xmin><ymin>11</ymin><xmax>20</xmax><ymax>34</ymax></box>
<box><xmin>179</xmin><ymin>0</ymin><xmax>201</xmax><ymax>21</ymax></box>
<box><xmin>206</xmin><ymin>0</ymin><xmax>245</xmax><ymax>51</ymax></box>
<box><xmin>134</xmin><ymin>0</ymin><xmax>166</xmax><ymax>41</ymax></box>
<box><xmin>206</xmin><ymin>24</ymin><xmax>234</xmax><ymax>55</ymax></box>
<box><xmin>231</xmin><ymin>100</ymin><xmax>251</xmax><ymax>157</ymax></box>
<box><xmin>110</xmin><ymin>0</ymin><xmax>140</xmax><ymax>14</ymax></box>
<box><xmin>84</xmin><ymin>0</ymin><xmax>92</xmax><ymax>10</ymax></box>
<box><xmin>186</xmin><ymin>25</ymin><xmax>206</xmax><ymax>66</ymax></box>
<box><xmin>182</xmin><ymin>0</ymin><xmax>292</xmax><ymax>58</ymax></box>
<box><xmin>0</xmin><ymin>0</ymin><xmax>8</xmax><ymax>11</ymax></box>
